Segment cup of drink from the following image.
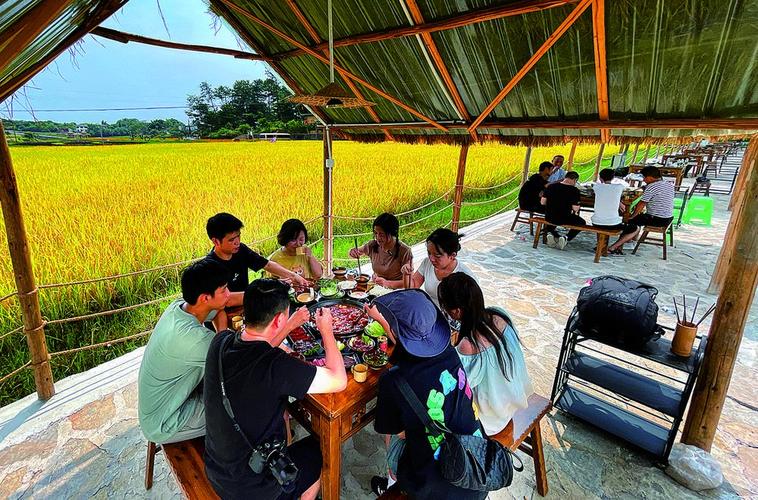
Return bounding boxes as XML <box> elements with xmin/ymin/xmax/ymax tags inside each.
<box><xmin>296</xmin><ymin>246</ymin><xmax>306</xmax><ymax>255</ymax></box>
<box><xmin>231</xmin><ymin>316</ymin><xmax>244</xmax><ymax>331</ymax></box>
<box><xmin>352</xmin><ymin>363</ymin><xmax>368</xmax><ymax>383</ymax></box>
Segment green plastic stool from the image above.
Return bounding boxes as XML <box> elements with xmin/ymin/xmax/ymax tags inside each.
<box><xmin>683</xmin><ymin>196</ymin><xmax>714</xmax><ymax>226</ymax></box>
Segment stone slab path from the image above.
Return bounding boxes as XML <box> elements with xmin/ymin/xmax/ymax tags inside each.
<box><xmin>1</xmin><ymin>180</ymin><xmax>756</xmax><ymax>499</ymax></box>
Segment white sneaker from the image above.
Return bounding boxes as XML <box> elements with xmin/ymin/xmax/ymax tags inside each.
<box><xmin>557</xmin><ymin>236</ymin><xmax>568</xmax><ymax>250</ymax></box>
<box><xmin>546</xmin><ymin>234</ymin><xmax>557</xmax><ymax>248</ymax></box>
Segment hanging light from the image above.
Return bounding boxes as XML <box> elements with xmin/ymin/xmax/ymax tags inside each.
<box><xmin>289</xmin><ymin>0</ymin><xmax>375</xmax><ymax>108</ymax></box>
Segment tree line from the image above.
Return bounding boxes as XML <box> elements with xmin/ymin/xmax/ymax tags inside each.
<box><xmin>4</xmin><ymin>73</ymin><xmax>314</xmax><ymax>141</ymax></box>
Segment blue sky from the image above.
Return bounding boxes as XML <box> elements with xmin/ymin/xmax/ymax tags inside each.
<box><xmin>2</xmin><ymin>0</ymin><xmax>269</xmax><ymax>123</ymax></box>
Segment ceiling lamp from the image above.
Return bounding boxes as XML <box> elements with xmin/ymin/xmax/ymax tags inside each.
<box><xmin>289</xmin><ymin>0</ymin><xmax>375</xmax><ymax>109</ymax></box>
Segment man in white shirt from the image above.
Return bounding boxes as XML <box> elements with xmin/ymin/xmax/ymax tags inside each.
<box><xmin>608</xmin><ymin>166</ymin><xmax>674</xmax><ymax>254</ymax></box>
<box><xmin>590</xmin><ymin>170</ymin><xmax>638</xmax><ymax>252</ymax></box>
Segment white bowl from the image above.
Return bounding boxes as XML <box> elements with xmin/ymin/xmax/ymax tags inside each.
<box><xmin>338</xmin><ymin>280</ymin><xmax>357</xmax><ymax>291</ymax></box>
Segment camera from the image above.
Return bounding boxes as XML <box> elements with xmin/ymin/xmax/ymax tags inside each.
<box><xmin>249</xmin><ymin>440</ymin><xmax>299</xmax><ymax>493</ymax></box>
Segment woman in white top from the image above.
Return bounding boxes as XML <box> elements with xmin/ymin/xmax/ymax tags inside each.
<box><xmin>407</xmin><ymin>228</ymin><xmax>477</xmax><ymax>307</ymax></box>
<box><xmin>438</xmin><ymin>273</ymin><xmax>533</xmax><ymax>435</ymax></box>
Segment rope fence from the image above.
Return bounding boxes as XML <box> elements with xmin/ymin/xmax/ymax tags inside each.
<box><xmin>461</xmin><ymin>185</ymin><xmax>520</xmax><ymax>207</ymax></box>
<box><xmin>0</xmin><ymin>361</ymin><xmax>31</xmax><ymax>386</ymax></box>
<box><xmin>49</xmin><ymin>329</ymin><xmax>153</xmax><ymax>358</ymax></box>
<box><xmin>464</xmin><ymin>173</ymin><xmax>520</xmax><ymax>191</ymax></box>
<box><xmin>333</xmin><ymin>188</ymin><xmax>454</xmax><ymax>221</ymax></box>
<box><xmin>459</xmin><ymin>198</ymin><xmax>519</xmax><ymax>225</ymax></box>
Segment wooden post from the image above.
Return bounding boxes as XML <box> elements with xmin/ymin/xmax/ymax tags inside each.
<box><xmin>566</xmin><ymin>141</ymin><xmax>577</xmax><ymax>171</ymax></box>
<box><xmin>450</xmin><ymin>141</ymin><xmax>470</xmax><ymax>232</ymax></box>
<box><xmin>708</xmin><ymin>138</ymin><xmax>757</xmax><ymax>293</ymax></box>
<box><xmin>0</xmin><ymin>121</ymin><xmax>55</xmax><ymax>400</ymax></box>
<box><xmin>682</xmin><ymin>137</ymin><xmax>758</xmax><ymax>451</ymax></box>
<box><xmin>630</xmin><ymin>143</ymin><xmax>639</xmax><ymax>165</ymax></box>
<box><xmin>642</xmin><ymin>144</ymin><xmax>651</xmax><ymax>163</ymax></box>
<box><xmin>521</xmin><ymin>146</ymin><xmax>533</xmax><ymax>185</ymax></box>
<box><xmin>593</xmin><ymin>143</ymin><xmax>606</xmax><ymax>180</ymax></box>
<box><xmin>322</xmin><ymin>127</ymin><xmax>334</xmax><ymax>274</ymax></box>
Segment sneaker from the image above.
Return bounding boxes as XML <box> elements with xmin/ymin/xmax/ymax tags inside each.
<box><xmin>546</xmin><ymin>234</ymin><xmax>557</xmax><ymax>248</ymax></box>
<box><xmin>371</xmin><ymin>476</ymin><xmax>389</xmax><ymax>496</ymax></box>
<box><xmin>557</xmin><ymin>236</ymin><xmax>568</xmax><ymax>250</ymax></box>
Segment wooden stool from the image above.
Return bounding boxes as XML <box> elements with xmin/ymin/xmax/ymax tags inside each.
<box><xmin>510</xmin><ymin>208</ymin><xmax>537</xmax><ymax>235</ymax></box>
<box><xmin>145</xmin><ymin>441</ymin><xmax>160</xmax><ymax>490</ymax></box>
<box><xmin>632</xmin><ymin>222</ymin><xmax>673</xmax><ymax>260</ymax></box>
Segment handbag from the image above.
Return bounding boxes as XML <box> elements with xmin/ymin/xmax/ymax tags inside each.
<box><xmin>394</xmin><ymin>374</ymin><xmax>521</xmax><ymax>491</ymax></box>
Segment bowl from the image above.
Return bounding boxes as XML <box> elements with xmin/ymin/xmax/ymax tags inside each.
<box><xmin>332</xmin><ymin>267</ymin><xmax>347</xmax><ymax>278</ymax></box>
<box><xmin>356</xmin><ymin>274</ymin><xmax>370</xmax><ymax>284</ymax></box>
<box><xmin>338</xmin><ymin>280</ymin><xmax>357</xmax><ymax>291</ymax></box>
<box><xmin>296</xmin><ymin>292</ymin><xmax>316</xmax><ymax>303</ymax></box>
<box><xmin>349</xmin><ymin>291</ymin><xmax>369</xmax><ymax>300</ymax></box>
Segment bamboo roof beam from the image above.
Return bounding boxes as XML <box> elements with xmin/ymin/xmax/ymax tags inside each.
<box><xmin>403</xmin><ymin>0</ymin><xmax>478</xmax><ymax>142</ymax></box>
<box><xmin>90</xmin><ymin>27</ymin><xmax>269</xmax><ymax>60</ymax></box>
<box><xmin>468</xmin><ymin>0</ymin><xmax>592</xmax><ymax>132</ymax></box>
<box><xmin>0</xmin><ymin>0</ymin><xmax>128</xmax><ymax>104</ymax></box>
<box><xmin>274</xmin><ymin>0</ymin><xmax>578</xmax><ymax>61</ymax></box>
<box><xmin>208</xmin><ymin>0</ymin><xmax>331</xmax><ymax>126</ymax></box>
<box><xmin>591</xmin><ymin>0</ymin><xmax>610</xmax><ymax>143</ymax></box>
<box><xmin>0</xmin><ymin>0</ymin><xmax>72</xmax><ymax>69</ymax></box>
<box><xmin>216</xmin><ymin>0</ymin><xmax>448</xmax><ymax>131</ymax></box>
<box><xmin>283</xmin><ymin>0</ymin><xmax>394</xmax><ymax>142</ymax></box>
<box><xmin>331</xmin><ymin>118</ymin><xmax>758</xmax><ymax>130</ymax></box>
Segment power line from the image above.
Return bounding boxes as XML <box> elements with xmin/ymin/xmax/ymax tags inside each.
<box><xmin>6</xmin><ymin>105</ymin><xmax>188</xmax><ymax>112</ymax></box>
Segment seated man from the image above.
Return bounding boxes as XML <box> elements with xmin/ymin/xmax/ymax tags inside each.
<box><xmin>547</xmin><ymin>154</ymin><xmax>566</xmax><ymax>183</ymax></box>
<box><xmin>205</xmin><ymin>213</ymin><xmax>308</xmax><ymax>308</ymax></box>
<box><xmin>608</xmin><ymin>166</ymin><xmax>674</xmax><ymax>254</ymax></box>
<box><xmin>204</xmin><ymin>279</ymin><xmax>347</xmax><ymax>500</ymax></box>
<box><xmin>368</xmin><ymin>289</ymin><xmax>486</xmax><ymax>500</ymax></box>
<box><xmin>138</xmin><ymin>259</ymin><xmax>231</xmax><ymax>444</ymax></box>
<box><xmin>541</xmin><ymin>171</ymin><xmax>585</xmax><ymax>250</ymax></box>
<box><xmin>591</xmin><ymin>168</ymin><xmax>638</xmax><ymax>245</ymax></box>
<box><xmin>517</xmin><ymin>161</ymin><xmax>552</xmax><ymax>213</ymax></box>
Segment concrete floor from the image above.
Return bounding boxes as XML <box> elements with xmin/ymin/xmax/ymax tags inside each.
<box><xmin>0</xmin><ymin>168</ymin><xmax>755</xmax><ymax>499</ymax></box>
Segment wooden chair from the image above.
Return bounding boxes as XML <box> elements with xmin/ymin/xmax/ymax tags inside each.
<box><xmin>510</xmin><ymin>208</ymin><xmax>538</xmax><ymax>235</ymax></box>
<box><xmin>632</xmin><ymin>221</ymin><xmax>673</xmax><ymax>260</ymax></box>
<box><xmin>145</xmin><ymin>438</ymin><xmax>220</xmax><ymax>499</ymax></box>
<box><xmin>379</xmin><ymin>394</ymin><xmax>552</xmax><ymax>498</ymax></box>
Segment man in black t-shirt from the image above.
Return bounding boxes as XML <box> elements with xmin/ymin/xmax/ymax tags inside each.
<box><xmin>541</xmin><ymin>171</ymin><xmax>585</xmax><ymax>249</ymax></box>
<box><xmin>367</xmin><ymin>289</ymin><xmax>487</xmax><ymax>500</ymax></box>
<box><xmin>205</xmin><ymin>213</ymin><xmax>308</xmax><ymax>307</ymax></box>
<box><xmin>204</xmin><ymin>279</ymin><xmax>347</xmax><ymax>500</ymax></box>
<box><xmin>517</xmin><ymin>161</ymin><xmax>552</xmax><ymax>213</ymax></box>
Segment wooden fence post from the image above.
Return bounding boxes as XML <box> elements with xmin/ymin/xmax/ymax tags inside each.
<box><xmin>0</xmin><ymin>121</ymin><xmax>55</xmax><ymax>400</ymax></box>
<box><xmin>450</xmin><ymin>141</ymin><xmax>470</xmax><ymax>232</ymax></box>
<box><xmin>521</xmin><ymin>146</ymin><xmax>532</xmax><ymax>185</ymax></box>
<box><xmin>322</xmin><ymin>127</ymin><xmax>334</xmax><ymax>273</ymax></box>
<box><xmin>682</xmin><ymin>136</ymin><xmax>758</xmax><ymax>450</ymax></box>
<box><xmin>593</xmin><ymin>143</ymin><xmax>606</xmax><ymax>180</ymax></box>
<box><xmin>566</xmin><ymin>141</ymin><xmax>577</xmax><ymax>171</ymax></box>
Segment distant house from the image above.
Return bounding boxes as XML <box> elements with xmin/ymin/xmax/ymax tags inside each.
<box><xmin>76</xmin><ymin>124</ymin><xmax>89</xmax><ymax>135</ymax></box>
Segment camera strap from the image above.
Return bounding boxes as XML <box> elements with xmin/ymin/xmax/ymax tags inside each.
<box><xmin>217</xmin><ymin>333</ymin><xmax>256</xmax><ymax>452</ymax></box>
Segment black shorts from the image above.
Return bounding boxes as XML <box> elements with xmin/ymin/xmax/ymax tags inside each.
<box><xmin>629</xmin><ymin>214</ymin><xmax>673</xmax><ymax>228</ymax></box>
<box><xmin>277</xmin><ymin>436</ymin><xmax>322</xmax><ymax>500</ymax></box>
<box><xmin>592</xmin><ymin>222</ymin><xmax>638</xmax><ymax>235</ymax></box>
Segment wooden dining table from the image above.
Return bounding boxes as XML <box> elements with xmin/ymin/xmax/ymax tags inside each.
<box><xmin>578</xmin><ymin>185</ymin><xmax>643</xmax><ymax>221</ymax></box>
<box><xmin>630</xmin><ymin>162</ymin><xmax>686</xmax><ymax>186</ymax></box>
<box><xmin>287</xmin><ymin>352</ymin><xmax>391</xmax><ymax>500</ymax></box>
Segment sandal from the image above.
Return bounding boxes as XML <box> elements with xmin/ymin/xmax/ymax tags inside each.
<box><xmin>610</xmin><ymin>248</ymin><xmax>624</xmax><ymax>256</ymax></box>
<box><xmin>371</xmin><ymin>476</ymin><xmax>388</xmax><ymax>496</ymax></box>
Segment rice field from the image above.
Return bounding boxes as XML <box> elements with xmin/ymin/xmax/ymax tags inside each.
<box><xmin>0</xmin><ymin>140</ymin><xmax>626</xmax><ymax>405</ymax></box>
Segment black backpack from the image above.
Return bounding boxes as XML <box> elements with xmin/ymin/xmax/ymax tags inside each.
<box><xmin>575</xmin><ymin>275</ymin><xmax>661</xmax><ymax>347</ymax></box>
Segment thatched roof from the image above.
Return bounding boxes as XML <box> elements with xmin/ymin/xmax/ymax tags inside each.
<box><xmin>1</xmin><ymin>0</ymin><xmax>756</xmax><ymax>145</ymax></box>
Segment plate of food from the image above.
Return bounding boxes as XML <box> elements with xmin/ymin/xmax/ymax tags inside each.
<box><xmin>338</xmin><ymin>280</ymin><xmax>357</xmax><ymax>291</ymax></box>
<box><xmin>309</xmin><ymin>299</ymin><xmax>371</xmax><ymax>337</ymax></box>
<box><xmin>292</xmin><ymin>340</ymin><xmax>323</xmax><ymax>357</ymax></box>
<box><xmin>288</xmin><ymin>325</ymin><xmax>314</xmax><ymax>343</ymax></box>
<box><xmin>310</xmin><ymin>354</ymin><xmax>358</xmax><ymax>369</ymax></box>
<box><xmin>319</xmin><ymin>280</ymin><xmax>342</xmax><ymax>298</ymax></box>
<box><xmin>348</xmin><ymin>334</ymin><xmax>376</xmax><ymax>353</ymax></box>
<box><xmin>362</xmin><ymin>349</ymin><xmax>389</xmax><ymax>369</ymax></box>
<box><xmin>364</xmin><ymin>321</ymin><xmax>385</xmax><ymax>338</ymax></box>
<box><xmin>348</xmin><ymin>290</ymin><xmax>369</xmax><ymax>300</ymax></box>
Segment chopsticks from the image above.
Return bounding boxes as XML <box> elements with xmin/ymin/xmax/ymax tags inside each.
<box><xmin>675</xmin><ymin>294</ymin><xmax>717</xmax><ymax>327</ymax></box>
<box><xmin>354</xmin><ymin>237</ymin><xmax>363</xmax><ymax>276</ymax></box>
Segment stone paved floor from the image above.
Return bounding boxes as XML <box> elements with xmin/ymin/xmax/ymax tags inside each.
<box><xmin>1</xmin><ymin>180</ymin><xmax>756</xmax><ymax>499</ymax></box>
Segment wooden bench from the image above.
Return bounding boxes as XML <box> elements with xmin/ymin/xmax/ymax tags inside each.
<box><xmin>510</xmin><ymin>208</ymin><xmax>541</xmax><ymax>235</ymax></box>
<box><xmin>529</xmin><ymin>216</ymin><xmax>622</xmax><ymax>263</ymax></box>
<box><xmin>380</xmin><ymin>393</ymin><xmax>552</xmax><ymax>499</ymax></box>
<box><xmin>145</xmin><ymin>438</ymin><xmax>219</xmax><ymax>499</ymax></box>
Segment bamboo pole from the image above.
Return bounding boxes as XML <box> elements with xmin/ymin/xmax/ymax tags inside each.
<box><xmin>323</xmin><ymin>128</ymin><xmax>334</xmax><ymax>274</ymax></box>
<box><xmin>629</xmin><ymin>143</ymin><xmax>639</xmax><ymax>165</ymax></box>
<box><xmin>566</xmin><ymin>141</ymin><xmax>577</xmax><ymax>171</ymax></box>
<box><xmin>275</xmin><ymin>0</ymin><xmax>577</xmax><ymax>60</ymax></box>
<box><xmin>469</xmin><ymin>0</ymin><xmax>591</xmax><ymax>131</ymax></box>
<box><xmin>593</xmin><ymin>143</ymin><xmax>606</xmax><ymax>180</ymax></box>
<box><xmin>0</xmin><ymin>121</ymin><xmax>54</xmax><ymax>400</ymax></box>
<box><xmin>642</xmin><ymin>144</ymin><xmax>651</xmax><ymax>163</ymax></box>
<box><xmin>450</xmin><ymin>142</ymin><xmax>471</xmax><ymax>232</ymax></box>
<box><xmin>521</xmin><ymin>146</ymin><xmax>533</xmax><ymax>185</ymax></box>
<box><xmin>591</xmin><ymin>0</ymin><xmax>610</xmax><ymax>143</ymax></box>
<box><xmin>682</xmin><ymin>137</ymin><xmax>758</xmax><ymax>451</ymax></box>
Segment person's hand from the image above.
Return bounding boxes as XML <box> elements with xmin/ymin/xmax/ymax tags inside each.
<box><xmin>288</xmin><ymin>306</ymin><xmax>310</xmax><ymax>329</ymax></box>
<box><xmin>315</xmin><ymin>307</ymin><xmax>334</xmax><ymax>336</ymax></box>
<box><xmin>400</xmin><ymin>263</ymin><xmax>413</xmax><ymax>275</ymax></box>
<box><xmin>374</xmin><ymin>276</ymin><xmax>388</xmax><ymax>287</ymax></box>
<box><xmin>348</xmin><ymin>247</ymin><xmax>361</xmax><ymax>259</ymax></box>
<box><xmin>292</xmin><ymin>274</ymin><xmax>308</xmax><ymax>287</ymax></box>
<box><xmin>302</xmin><ymin>245</ymin><xmax>313</xmax><ymax>257</ymax></box>
<box><xmin>364</xmin><ymin>303</ymin><xmax>385</xmax><ymax>323</ymax></box>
